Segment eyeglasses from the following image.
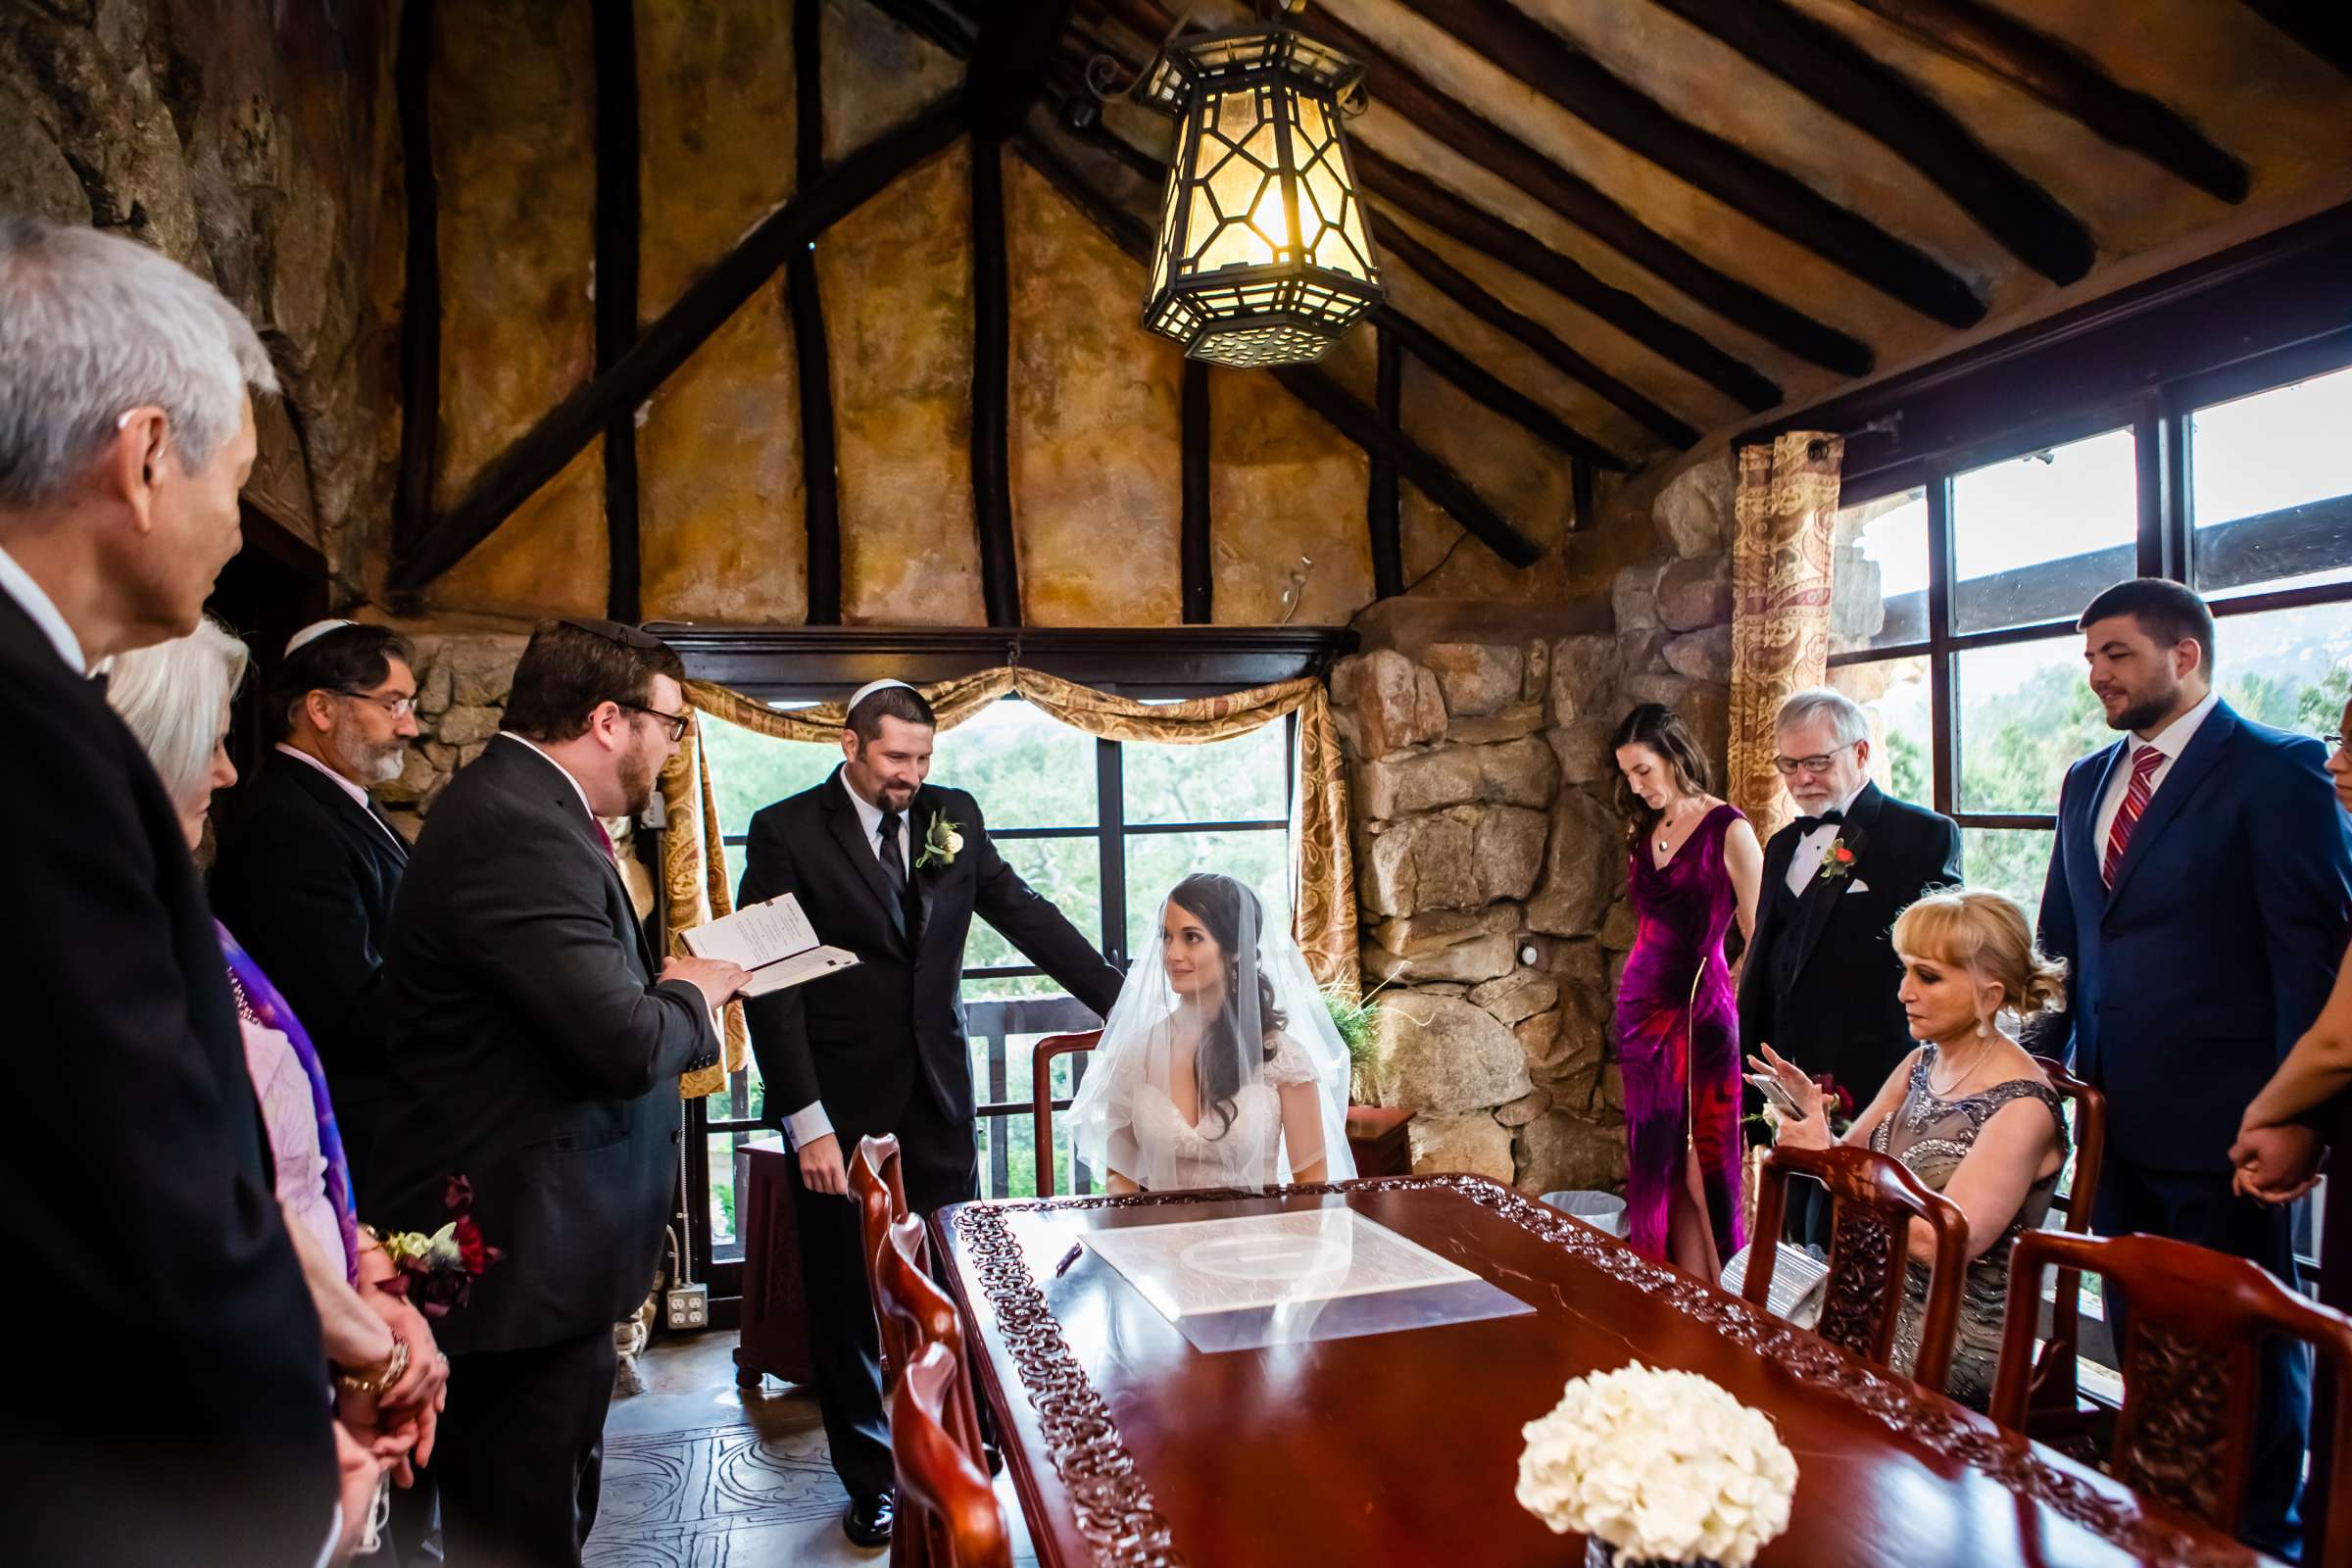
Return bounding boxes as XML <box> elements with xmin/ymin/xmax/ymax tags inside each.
<box><xmin>558</xmin><ymin>615</ymin><xmax>670</xmax><ymax>652</ymax></box>
<box><xmin>1771</xmin><ymin>752</ymin><xmax>1848</xmax><ymax>776</ymax></box>
<box><xmin>618</xmin><ymin>701</ymin><xmax>690</xmax><ymax>743</ymax></box>
<box><xmin>335</xmin><ymin>688</ymin><xmax>416</xmax><ymax>719</ymax></box>
<box><xmin>2318</xmin><ymin>730</ymin><xmax>2352</xmax><ymax>757</ymax></box>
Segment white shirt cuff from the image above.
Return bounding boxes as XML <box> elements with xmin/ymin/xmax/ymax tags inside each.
<box><xmin>313</xmin><ymin>1501</ymin><xmax>342</xmax><ymax>1568</ymax></box>
<box><xmin>783</xmin><ymin>1101</ymin><xmax>834</xmax><ymax>1151</ymax></box>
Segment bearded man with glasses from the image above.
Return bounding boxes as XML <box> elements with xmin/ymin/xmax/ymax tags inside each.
<box><xmin>212</xmin><ymin>619</ymin><xmax>421</xmax><ymax>1200</ymax></box>
<box><xmin>1735</xmin><ymin>686</ymin><xmax>1962</xmax><ymax>1249</ymax></box>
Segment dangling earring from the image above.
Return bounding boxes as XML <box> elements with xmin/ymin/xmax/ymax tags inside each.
<box><xmin>1977</xmin><ymin>1014</ymin><xmax>1992</xmax><ymax>1039</ymax></box>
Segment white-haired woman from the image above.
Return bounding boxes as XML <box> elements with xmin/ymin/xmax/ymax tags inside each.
<box><xmin>102</xmin><ymin>617</ymin><xmax>447</xmax><ymax>1492</ymax></box>
<box><xmin>1747</xmin><ymin>888</ymin><xmax>2069</xmax><ymax>1409</ymax></box>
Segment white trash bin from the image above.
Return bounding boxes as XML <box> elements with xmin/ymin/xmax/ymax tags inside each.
<box><xmin>1540</xmin><ymin>1189</ymin><xmax>1628</xmax><ymax>1239</ymax></box>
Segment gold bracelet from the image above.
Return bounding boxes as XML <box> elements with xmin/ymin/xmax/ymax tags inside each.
<box><xmin>337</xmin><ymin>1335</ymin><xmax>411</xmax><ymax>1396</ymax></box>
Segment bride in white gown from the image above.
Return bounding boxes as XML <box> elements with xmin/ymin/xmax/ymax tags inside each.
<box><xmin>1066</xmin><ymin>873</ymin><xmax>1355</xmax><ymax>1193</ymax></box>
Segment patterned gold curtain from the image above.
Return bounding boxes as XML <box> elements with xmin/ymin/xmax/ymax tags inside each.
<box><xmin>1727</xmin><ymin>433</ymin><xmax>1844</xmax><ymax>845</ymax></box>
<box><xmin>659</xmin><ymin>666</ymin><xmax>1356</xmax><ymax>1098</ymax></box>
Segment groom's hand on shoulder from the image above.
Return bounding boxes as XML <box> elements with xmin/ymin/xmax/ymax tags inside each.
<box><xmin>800</xmin><ymin>1132</ymin><xmax>850</xmax><ymax>1197</ymax></box>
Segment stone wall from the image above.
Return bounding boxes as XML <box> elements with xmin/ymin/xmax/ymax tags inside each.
<box><xmin>375</xmin><ymin>632</ymin><xmax>527</xmax><ymax>833</ymax></box>
<box><xmin>1331</xmin><ymin>451</ymin><xmax>1739</xmax><ymax>1198</ymax></box>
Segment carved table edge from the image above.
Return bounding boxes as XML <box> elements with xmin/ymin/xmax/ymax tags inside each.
<box><xmin>949</xmin><ymin>1174</ymin><xmax>2254</xmax><ymax>1568</ymax></box>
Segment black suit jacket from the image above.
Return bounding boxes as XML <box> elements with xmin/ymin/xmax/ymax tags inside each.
<box><xmin>739</xmin><ymin>769</ymin><xmax>1123</xmax><ymax>1145</ymax></box>
<box><xmin>1736</xmin><ymin>782</ymin><xmax>1963</xmax><ymax>1111</ymax></box>
<box><xmin>371</xmin><ymin>737</ymin><xmax>717</xmax><ymax>1354</ymax></box>
<box><xmin>0</xmin><ymin>591</ymin><xmax>335</xmax><ymax>1565</ymax></box>
<box><xmin>210</xmin><ymin>752</ymin><xmax>409</xmax><ymax>1197</ymax></box>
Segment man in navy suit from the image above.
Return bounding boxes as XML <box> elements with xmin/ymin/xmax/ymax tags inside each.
<box><xmin>2033</xmin><ymin>578</ymin><xmax>2352</xmax><ymax>1561</ymax></box>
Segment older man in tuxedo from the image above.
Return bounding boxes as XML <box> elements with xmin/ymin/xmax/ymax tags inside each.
<box><xmin>211</xmin><ymin>619</ymin><xmax>420</xmax><ymax>1198</ymax></box>
<box><xmin>0</xmin><ymin>214</ymin><xmax>357</xmax><ymax>1564</ymax></box>
<box><xmin>741</xmin><ymin>680</ymin><xmax>1124</xmax><ymax>1547</ymax></box>
<box><xmin>1737</xmin><ymin>687</ymin><xmax>1962</xmax><ymax>1245</ymax></box>
<box><xmin>2033</xmin><ymin>579</ymin><xmax>2352</xmax><ymax>1561</ymax></box>
<box><xmin>371</xmin><ymin>618</ymin><xmax>748</xmax><ymax>1566</ymax></box>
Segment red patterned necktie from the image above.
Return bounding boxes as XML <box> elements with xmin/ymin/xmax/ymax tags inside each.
<box><xmin>2101</xmin><ymin>744</ymin><xmax>2165</xmax><ymax>888</ymax></box>
<box><xmin>591</xmin><ymin>817</ymin><xmax>616</xmax><ymax>861</ymax></box>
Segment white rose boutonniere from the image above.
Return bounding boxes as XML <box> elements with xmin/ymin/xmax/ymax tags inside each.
<box><xmin>1516</xmin><ymin>1362</ymin><xmax>1795</xmax><ymax>1568</ymax></box>
<box><xmin>915</xmin><ymin>811</ymin><xmax>962</xmax><ymax>870</ymax></box>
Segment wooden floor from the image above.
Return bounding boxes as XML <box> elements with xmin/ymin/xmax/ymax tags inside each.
<box><xmin>589</xmin><ymin>1332</ymin><xmax>1036</xmax><ymax>1567</ymax></box>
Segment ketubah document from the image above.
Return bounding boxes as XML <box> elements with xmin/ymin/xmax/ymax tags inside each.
<box><xmin>681</xmin><ymin>893</ymin><xmax>859</xmax><ymax>996</ymax></box>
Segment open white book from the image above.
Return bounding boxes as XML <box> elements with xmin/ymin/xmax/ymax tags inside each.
<box><xmin>681</xmin><ymin>893</ymin><xmax>859</xmax><ymax>997</ymax></box>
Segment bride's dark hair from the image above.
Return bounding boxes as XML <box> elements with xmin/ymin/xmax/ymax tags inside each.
<box><xmin>1167</xmin><ymin>873</ymin><xmax>1286</xmax><ymax>1142</ymax></box>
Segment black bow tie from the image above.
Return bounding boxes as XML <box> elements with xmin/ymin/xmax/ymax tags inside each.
<box><xmin>1794</xmin><ymin>809</ymin><xmax>1844</xmax><ymax>833</ymax></box>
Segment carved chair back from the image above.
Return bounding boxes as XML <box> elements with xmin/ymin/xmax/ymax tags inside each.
<box><xmin>1749</xmin><ymin>1143</ymin><xmax>1970</xmax><ymax>1393</ymax></box>
<box><xmin>875</xmin><ymin>1213</ymin><xmax>989</xmax><ymax>1463</ymax></box>
<box><xmin>851</xmin><ymin>1133</ymin><xmax>912</xmax><ymax>1390</ymax></box>
<box><xmin>1991</xmin><ymin>1229</ymin><xmax>2352</xmax><ymax>1562</ymax></box>
<box><xmin>1030</xmin><ymin>1030</ymin><xmax>1102</xmax><ymax>1198</ymax></box>
<box><xmin>892</xmin><ymin>1342</ymin><xmax>1013</xmax><ymax>1568</ymax></box>
<box><xmin>2023</xmin><ymin>1056</ymin><xmax>2107</xmax><ymax>1418</ymax></box>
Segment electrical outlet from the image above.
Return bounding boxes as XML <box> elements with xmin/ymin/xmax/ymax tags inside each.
<box><xmin>665</xmin><ymin>1282</ymin><xmax>710</xmax><ymax>1331</ymax></box>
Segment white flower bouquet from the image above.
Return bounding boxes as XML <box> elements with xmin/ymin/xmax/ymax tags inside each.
<box><xmin>1516</xmin><ymin>1362</ymin><xmax>1797</xmax><ymax>1568</ymax></box>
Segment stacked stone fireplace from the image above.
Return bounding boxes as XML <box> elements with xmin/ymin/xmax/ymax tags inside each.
<box><xmin>1332</xmin><ymin>457</ymin><xmax>1737</xmax><ymax>1200</ymax></box>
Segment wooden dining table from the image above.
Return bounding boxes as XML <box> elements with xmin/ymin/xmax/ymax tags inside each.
<box><xmin>931</xmin><ymin>1174</ymin><xmax>2274</xmax><ymax>1568</ymax></box>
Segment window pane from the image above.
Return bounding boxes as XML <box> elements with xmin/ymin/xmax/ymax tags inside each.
<box><xmin>2213</xmin><ymin>599</ymin><xmax>2352</xmax><ymax>737</ymax></box>
<box><xmin>963</xmin><ymin>835</ymin><xmax>1102</xmax><ymax>969</ymax></box>
<box><xmin>706</xmin><ymin>1131</ymin><xmax>748</xmax><ymax>1263</ymax></box>
<box><xmin>1124</xmin><ymin>829</ymin><xmax>1292</xmax><ymax>959</ymax></box>
<box><xmin>1960</xmin><ymin>826</ymin><xmax>2054</xmax><ymax>936</ymax></box>
<box><xmin>1829</xmin><ymin>655</ymin><xmax>1934</xmax><ymax>805</ymax></box>
<box><xmin>1956</xmin><ymin>637</ymin><xmax>2108</xmax><ymax>814</ymax></box>
<box><xmin>2190</xmin><ymin>364</ymin><xmax>2352</xmax><ymax>601</ymax></box>
<box><xmin>938</xmin><ymin>698</ymin><xmax>1097</xmax><ymax>830</ymax></box>
<box><xmin>1950</xmin><ymin>428</ymin><xmax>2138</xmax><ymax>635</ymax></box>
<box><xmin>1124</xmin><ymin>721</ymin><xmax>1289</xmax><ymax>824</ymax></box>
<box><xmin>967</xmin><ymin>1034</ymin><xmax>1104</xmax><ymax>1200</ymax></box>
<box><xmin>1829</xmin><ymin>487</ymin><xmax>1929</xmax><ymax>654</ymax></box>
<box><xmin>700</xmin><ymin>710</ymin><xmax>841</xmax><ymax>840</ymax></box>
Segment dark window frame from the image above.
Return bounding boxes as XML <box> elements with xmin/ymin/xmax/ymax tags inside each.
<box><xmin>662</xmin><ymin>627</ymin><xmax>1347</xmax><ymax>1305</ymax></box>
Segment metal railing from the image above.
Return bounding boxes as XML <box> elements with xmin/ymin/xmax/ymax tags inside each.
<box><xmin>965</xmin><ymin>994</ymin><xmax>1103</xmax><ymax>1199</ymax></box>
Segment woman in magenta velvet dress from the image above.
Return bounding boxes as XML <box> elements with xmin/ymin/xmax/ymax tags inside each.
<box><xmin>1611</xmin><ymin>704</ymin><xmax>1763</xmax><ymax>1276</ymax></box>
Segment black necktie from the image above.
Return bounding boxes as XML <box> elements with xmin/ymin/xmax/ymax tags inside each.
<box><xmin>877</xmin><ymin>808</ymin><xmax>909</xmax><ymax>932</ymax></box>
<box><xmin>1793</xmin><ymin>808</ymin><xmax>1844</xmax><ymax>834</ymax></box>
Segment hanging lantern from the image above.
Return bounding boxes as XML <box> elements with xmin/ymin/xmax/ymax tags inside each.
<box><xmin>1135</xmin><ymin>21</ymin><xmax>1385</xmax><ymax>368</ymax></box>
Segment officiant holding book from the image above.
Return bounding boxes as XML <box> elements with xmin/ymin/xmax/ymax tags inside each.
<box><xmin>740</xmin><ymin>680</ymin><xmax>1123</xmax><ymax>1547</ymax></box>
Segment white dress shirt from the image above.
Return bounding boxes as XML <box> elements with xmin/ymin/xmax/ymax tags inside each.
<box><xmin>275</xmin><ymin>742</ymin><xmax>408</xmax><ymax>854</ymax></box>
<box><xmin>1786</xmin><ymin>780</ymin><xmax>1868</xmax><ymax>896</ymax></box>
<box><xmin>0</xmin><ymin>540</ymin><xmax>85</xmax><ymax>671</ymax></box>
<box><xmin>779</xmin><ymin>772</ymin><xmax>911</xmax><ymax>1152</ymax></box>
<box><xmin>2090</xmin><ymin>688</ymin><xmax>2220</xmax><ymax>855</ymax></box>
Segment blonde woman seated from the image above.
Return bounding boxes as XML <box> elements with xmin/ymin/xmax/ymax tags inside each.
<box><xmin>1067</xmin><ymin>873</ymin><xmax>1354</xmax><ymax>1193</ymax></box>
<box><xmin>1746</xmin><ymin>889</ymin><xmax>2069</xmax><ymax>1409</ymax></box>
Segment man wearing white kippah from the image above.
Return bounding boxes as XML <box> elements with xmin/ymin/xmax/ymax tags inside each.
<box><xmin>212</xmin><ymin>619</ymin><xmax>420</xmax><ymax>1199</ymax></box>
<box><xmin>740</xmin><ymin>678</ymin><xmax>1123</xmax><ymax>1547</ymax></box>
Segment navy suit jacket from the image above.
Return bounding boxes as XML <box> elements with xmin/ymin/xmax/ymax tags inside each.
<box><xmin>2033</xmin><ymin>699</ymin><xmax>2352</xmax><ymax>1172</ymax></box>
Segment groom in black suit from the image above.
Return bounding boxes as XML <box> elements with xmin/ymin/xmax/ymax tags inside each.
<box><xmin>1738</xmin><ymin>687</ymin><xmax>1961</xmax><ymax>1245</ymax></box>
<box><xmin>740</xmin><ymin>681</ymin><xmax>1122</xmax><ymax>1546</ymax></box>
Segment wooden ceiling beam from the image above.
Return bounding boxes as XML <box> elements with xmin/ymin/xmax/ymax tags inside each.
<box><xmin>1098</xmin><ymin>0</ymin><xmax>1848</xmax><ymax>381</ymax></box>
<box><xmin>1351</xmin><ymin>141</ymin><xmax>1780</xmax><ymax>412</ymax></box>
<box><xmin>1655</xmin><ymin>0</ymin><xmax>2097</xmax><ymax>285</ymax></box>
<box><xmin>2237</xmin><ymin>1</ymin><xmax>2352</xmax><ymax>79</ymax></box>
<box><xmin>860</xmin><ymin>0</ymin><xmax>978</xmax><ymax>60</ymax></box>
<box><xmin>388</xmin><ymin>95</ymin><xmax>963</xmax><ymax>596</ymax></box>
<box><xmin>1644</xmin><ymin>0</ymin><xmax>2096</xmax><ymax>283</ymax></box>
<box><xmin>1850</xmin><ymin>0</ymin><xmax>2246</xmax><ymax>202</ymax></box>
<box><xmin>1391</xmin><ymin>0</ymin><xmax>1983</xmax><ymax>328</ymax></box>
<box><xmin>1369</xmin><ymin>218</ymin><xmax>1699</xmax><ymax>451</ymax></box>
<box><xmin>1011</xmin><ymin>127</ymin><xmax>1542</xmax><ymax>569</ymax></box>
<box><xmin>965</xmin><ymin>0</ymin><xmax>1075</xmax><ymax>140</ymax></box>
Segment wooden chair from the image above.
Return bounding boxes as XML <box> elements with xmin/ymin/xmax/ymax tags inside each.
<box><xmin>850</xmin><ymin>1133</ymin><xmax>911</xmax><ymax>1390</ymax></box>
<box><xmin>1991</xmin><ymin>1230</ymin><xmax>2352</xmax><ymax>1564</ymax></box>
<box><xmin>1748</xmin><ymin>1143</ymin><xmax>1971</xmax><ymax>1394</ymax></box>
<box><xmin>875</xmin><ymin>1214</ymin><xmax>990</xmax><ymax>1459</ymax></box>
<box><xmin>1030</xmin><ymin>1030</ymin><xmax>1101</xmax><ymax>1198</ymax></box>
<box><xmin>892</xmin><ymin>1342</ymin><xmax>1013</xmax><ymax>1568</ymax></box>
<box><xmin>2023</xmin><ymin>1056</ymin><xmax>2107</xmax><ymax>1422</ymax></box>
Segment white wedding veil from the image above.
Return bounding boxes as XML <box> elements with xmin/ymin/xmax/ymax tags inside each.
<box><xmin>1065</xmin><ymin>873</ymin><xmax>1356</xmax><ymax>1193</ymax></box>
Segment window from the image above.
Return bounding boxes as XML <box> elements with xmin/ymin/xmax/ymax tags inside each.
<box><xmin>685</xmin><ymin>696</ymin><xmax>1296</xmax><ymax>1281</ymax></box>
<box><xmin>1827</xmin><ymin>343</ymin><xmax>2352</xmax><ymax>947</ymax></box>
